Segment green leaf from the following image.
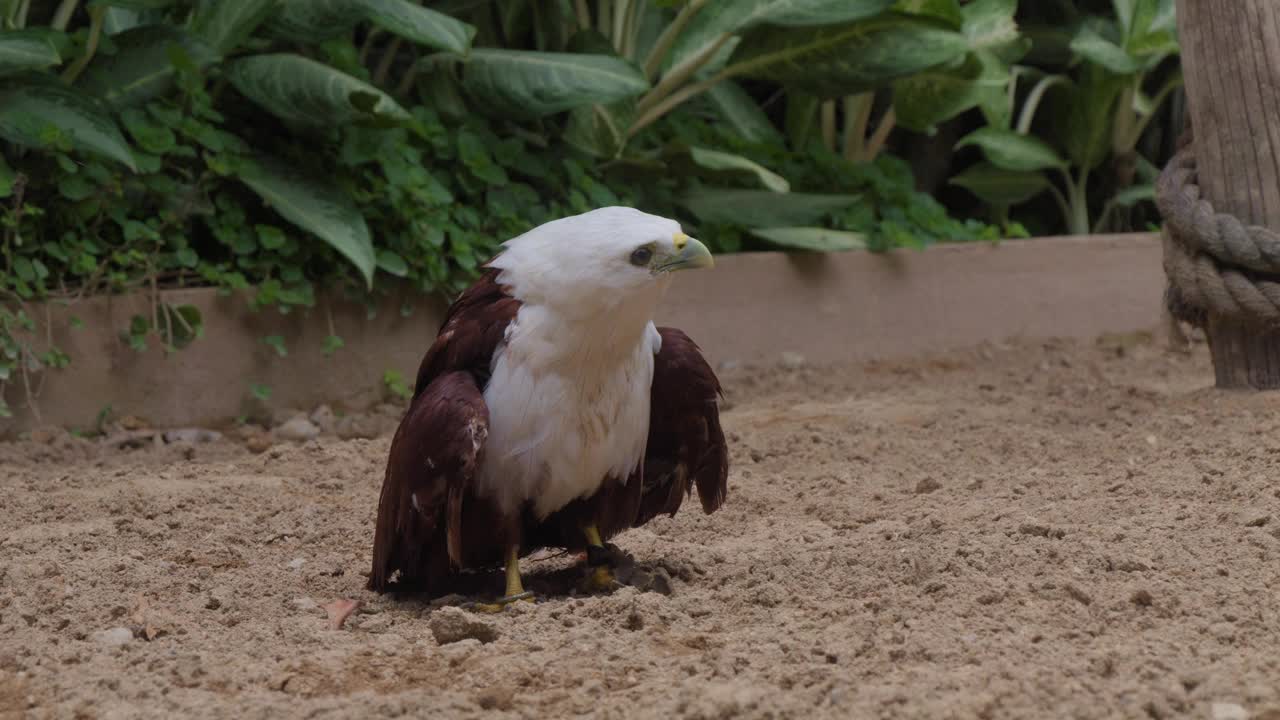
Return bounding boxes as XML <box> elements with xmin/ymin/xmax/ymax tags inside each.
<box><xmin>103</xmin><ymin>7</ymin><xmax>160</xmax><ymax>35</ymax></box>
<box><xmin>563</xmin><ymin>99</ymin><xmax>635</xmax><ymax>159</ymax></box>
<box><xmin>459</xmin><ymin>49</ymin><xmax>649</xmax><ymax>119</ymax></box>
<box><xmin>748</xmin><ymin>227</ymin><xmax>867</xmax><ymax>252</ymax></box>
<box><xmin>262</xmin><ymin>335</ymin><xmax>287</xmax><ymax>357</ymax></box>
<box><xmin>727</xmin><ymin>14</ymin><xmax>969</xmax><ymax>98</ymax></box>
<box><xmin>1111</xmin><ymin>182</ymin><xmax>1154</xmax><ymax>207</ymax></box>
<box><xmin>704</xmin><ymin>80</ymin><xmax>783</xmax><ymax>145</ymax></box>
<box><xmin>272</xmin><ymin>0</ymin><xmax>475</xmax><ymax>52</ymax></box>
<box><xmin>322</xmin><ymin>334</ymin><xmax>344</xmax><ymax>356</ymax></box>
<box><xmin>668</xmin><ymin>0</ymin><xmax>895</xmax><ymax>72</ymax></box>
<box><xmin>236</xmin><ymin>157</ymin><xmax>376</xmax><ymax>289</ymax></box>
<box><xmin>78</xmin><ymin>25</ymin><xmax>219</xmax><ymax>108</ymax></box>
<box><xmin>0</xmin><ymin>84</ymin><xmax>136</xmax><ymax>171</ymax></box>
<box><xmin>893</xmin><ymin>0</ymin><xmax>961</xmax><ymax>28</ymax></box>
<box><xmin>376</xmin><ymin>250</ymin><xmax>409</xmax><ymax>277</ymax></box>
<box><xmin>960</xmin><ymin>0</ymin><xmax>1026</xmax><ymax>61</ymax></box>
<box><xmin>0</xmin><ymin>31</ymin><xmax>60</xmax><ymax>76</ymax></box>
<box><xmin>1069</xmin><ymin>23</ymin><xmax>1139</xmax><ymax>74</ymax></box>
<box><xmin>680</xmin><ymin>188</ymin><xmax>861</xmax><ymax>226</ymax></box>
<box><xmin>190</xmin><ymin>0</ymin><xmax>282</xmax><ymax>54</ymax></box>
<box><xmin>87</xmin><ymin>0</ymin><xmax>178</xmax><ymax>8</ymax></box>
<box><xmin>955</xmin><ymin>127</ymin><xmax>1067</xmax><ymax>171</ymax></box>
<box><xmin>226</xmin><ymin>53</ymin><xmax>411</xmax><ymax>127</ymax></box>
<box><xmin>361</xmin><ymin>0</ymin><xmax>475</xmax><ymax>54</ymax></box>
<box><xmin>270</xmin><ymin>0</ymin><xmax>366</xmax><ymax>40</ymax></box>
<box><xmin>948</xmin><ymin>162</ymin><xmax>1050</xmax><ymax>206</ymax></box>
<box><xmin>250</xmin><ymin>383</ymin><xmax>272</xmax><ymax>401</ymax></box>
<box><xmin>1054</xmin><ymin>66</ymin><xmax>1126</xmax><ymax>170</ymax></box>
<box><xmin>687</xmin><ymin>146</ymin><xmax>790</xmax><ymax>193</ymax></box>
<box><xmin>894</xmin><ymin>51</ymin><xmax>1006</xmax><ymax>133</ymax></box>
<box><xmin>0</xmin><ymin>155</ymin><xmax>13</xmax><ymax>199</ymax></box>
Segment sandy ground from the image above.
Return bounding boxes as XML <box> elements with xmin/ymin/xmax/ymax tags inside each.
<box><xmin>4</xmin><ymin>332</ymin><xmax>1280</xmax><ymax>719</ymax></box>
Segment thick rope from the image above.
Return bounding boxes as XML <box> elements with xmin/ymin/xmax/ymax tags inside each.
<box><xmin>1157</xmin><ymin>125</ymin><xmax>1280</xmax><ymax>325</ymax></box>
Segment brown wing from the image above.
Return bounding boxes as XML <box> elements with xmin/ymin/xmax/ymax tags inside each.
<box><xmin>367</xmin><ymin>371</ymin><xmax>488</xmax><ymax>592</ymax></box>
<box><xmin>633</xmin><ymin>327</ymin><xmax>729</xmax><ymax>527</ymax></box>
<box><xmin>367</xmin><ymin>268</ymin><xmax>520</xmax><ymax>593</ymax></box>
<box><xmin>413</xmin><ymin>268</ymin><xmax>520</xmax><ymax>397</ymax></box>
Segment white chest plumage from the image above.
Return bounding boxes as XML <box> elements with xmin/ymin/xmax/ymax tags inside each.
<box><xmin>475</xmin><ymin>306</ymin><xmax>662</xmax><ymax>519</ymax></box>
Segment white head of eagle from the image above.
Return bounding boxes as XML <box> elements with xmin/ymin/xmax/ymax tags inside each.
<box><xmin>489</xmin><ymin>205</ymin><xmax>713</xmax><ymax>317</ymax></box>
<box><xmin>368</xmin><ymin>205</ymin><xmax>728</xmax><ymax>599</ymax></box>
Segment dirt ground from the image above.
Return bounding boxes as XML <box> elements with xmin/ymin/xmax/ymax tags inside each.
<box><xmin>5</xmin><ymin>331</ymin><xmax>1280</xmax><ymax>719</ymax></box>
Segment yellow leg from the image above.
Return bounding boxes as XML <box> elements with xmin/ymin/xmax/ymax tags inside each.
<box><xmin>471</xmin><ymin>545</ymin><xmax>535</xmax><ymax>613</ymax></box>
<box><xmin>503</xmin><ymin>544</ymin><xmax>524</xmax><ymax>598</ymax></box>
<box><xmin>579</xmin><ymin>524</ymin><xmax>618</xmax><ymax>594</ymax></box>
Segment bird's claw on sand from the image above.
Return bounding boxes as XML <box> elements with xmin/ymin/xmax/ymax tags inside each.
<box><xmin>578</xmin><ymin>565</ymin><xmax>621</xmax><ymax>594</ymax></box>
<box><xmin>469</xmin><ymin>591</ymin><xmax>536</xmax><ymax>614</ymax></box>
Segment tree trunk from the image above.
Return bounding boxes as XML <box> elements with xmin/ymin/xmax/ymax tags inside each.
<box><xmin>1177</xmin><ymin>0</ymin><xmax>1280</xmax><ymax>388</ymax></box>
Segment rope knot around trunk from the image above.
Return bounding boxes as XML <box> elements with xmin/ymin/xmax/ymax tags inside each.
<box><xmin>1157</xmin><ymin>136</ymin><xmax>1280</xmax><ymax>327</ymax></box>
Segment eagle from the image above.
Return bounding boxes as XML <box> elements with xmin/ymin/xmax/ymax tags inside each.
<box><xmin>367</xmin><ymin>206</ymin><xmax>729</xmax><ymax>609</ymax></box>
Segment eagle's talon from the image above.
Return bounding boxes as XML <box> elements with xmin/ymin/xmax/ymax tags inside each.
<box><xmin>579</xmin><ymin>564</ymin><xmax>620</xmax><ymax>594</ymax></box>
<box><xmin>469</xmin><ymin>590</ymin><xmax>536</xmax><ymax>613</ymax></box>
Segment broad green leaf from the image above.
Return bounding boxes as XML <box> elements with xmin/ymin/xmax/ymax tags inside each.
<box><xmin>416</xmin><ymin>54</ymin><xmax>469</xmax><ymax>121</ymax></box>
<box><xmin>564</xmin><ymin>99</ymin><xmax>635</xmax><ymax>159</ymax></box>
<box><xmin>1115</xmin><ymin>0</ymin><xmax>1175</xmax><ymax>39</ymax></box>
<box><xmin>0</xmin><ymin>31</ymin><xmax>60</xmax><ymax>76</ymax></box>
<box><xmin>459</xmin><ymin>49</ymin><xmax>648</xmax><ymax>118</ymax></box>
<box><xmin>704</xmin><ymin>80</ymin><xmax>783</xmax><ymax>145</ymax></box>
<box><xmin>236</xmin><ymin>157</ymin><xmax>376</xmax><ymax>289</ymax></box>
<box><xmin>955</xmin><ymin>127</ymin><xmax>1067</xmax><ymax>171</ymax></box>
<box><xmin>0</xmin><ymin>84</ymin><xmax>136</xmax><ymax>171</ymax></box>
<box><xmin>191</xmin><ymin>0</ymin><xmax>281</xmax><ymax>54</ymax></box>
<box><xmin>88</xmin><ymin>0</ymin><xmax>177</xmax><ymax>8</ymax></box>
<box><xmin>226</xmin><ymin>53</ymin><xmax>411</xmax><ymax>127</ymax></box>
<box><xmin>78</xmin><ymin>25</ymin><xmax>219</xmax><ymax>108</ymax></box>
<box><xmin>893</xmin><ymin>0</ymin><xmax>961</xmax><ymax>28</ymax></box>
<box><xmin>0</xmin><ymin>154</ymin><xmax>13</xmax><ymax>199</ymax></box>
<box><xmin>270</xmin><ymin>0</ymin><xmax>366</xmax><ymax>40</ymax></box>
<box><xmin>272</xmin><ymin>0</ymin><xmax>475</xmax><ymax>53</ymax></box>
<box><xmin>1054</xmin><ymin>66</ymin><xmax>1126</xmax><ymax>170</ymax></box>
<box><xmin>1069</xmin><ymin>23</ymin><xmax>1139</xmax><ymax>74</ymax></box>
<box><xmin>894</xmin><ymin>51</ymin><xmax>1007</xmax><ymax>132</ymax></box>
<box><xmin>1125</xmin><ymin>29</ymin><xmax>1178</xmax><ymax>67</ymax></box>
<box><xmin>748</xmin><ymin>227</ymin><xmax>867</xmax><ymax>252</ymax></box>
<box><xmin>361</xmin><ymin>0</ymin><xmax>475</xmax><ymax>54</ymax></box>
<box><xmin>376</xmin><ymin>250</ymin><xmax>409</xmax><ymax>277</ymax></box>
<box><xmin>948</xmin><ymin>162</ymin><xmax>1050</xmax><ymax>206</ymax></box>
<box><xmin>1111</xmin><ymin>182</ymin><xmax>1154</xmax><ymax>207</ymax></box>
<box><xmin>727</xmin><ymin>15</ymin><xmax>969</xmax><ymax>98</ymax></box>
<box><xmin>960</xmin><ymin>0</ymin><xmax>1026</xmax><ymax>61</ymax></box>
<box><xmin>680</xmin><ymin>188</ymin><xmax>860</xmax><ymax>226</ymax></box>
<box><xmin>785</xmin><ymin>91</ymin><xmax>820</xmax><ymax>150</ymax></box>
<box><xmin>103</xmin><ymin>8</ymin><xmax>156</xmax><ymax>34</ymax></box>
<box><xmin>688</xmin><ymin>146</ymin><xmax>789</xmax><ymax>192</ymax></box>
<box><xmin>667</xmin><ymin>0</ymin><xmax>895</xmax><ymax>72</ymax></box>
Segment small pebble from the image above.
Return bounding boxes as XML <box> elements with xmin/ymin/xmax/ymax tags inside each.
<box><xmin>1212</xmin><ymin>703</ymin><xmax>1248</xmax><ymax>720</ymax></box>
<box><xmin>429</xmin><ymin>607</ymin><xmax>500</xmax><ymax>645</ymax></box>
<box><xmin>92</xmin><ymin>627</ymin><xmax>134</xmax><ymax>646</ymax></box>
<box><xmin>275</xmin><ymin>417</ymin><xmax>321</xmax><ymax>442</ymax></box>
<box><xmin>780</xmin><ymin>351</ymin><xmax>806</xmax><ymax>369</ymax></box>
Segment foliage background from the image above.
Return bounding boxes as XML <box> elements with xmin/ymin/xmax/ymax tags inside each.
<box><xmin>0</xmin><ymin>0</ymin><xmax>1182</xmax><ymax>418</ymax></box>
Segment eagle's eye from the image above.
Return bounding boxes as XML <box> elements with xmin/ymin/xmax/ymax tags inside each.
<box><xmin>629</xmin><ymin>246</ymin><xmax>653</xmax><ymax>266</ymax></box>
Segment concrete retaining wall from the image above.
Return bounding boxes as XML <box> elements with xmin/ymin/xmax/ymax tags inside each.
<box><xmin>0</xmin><ymin>232</ymin><xmax>1166</xmax><ymax>435</ymax></box>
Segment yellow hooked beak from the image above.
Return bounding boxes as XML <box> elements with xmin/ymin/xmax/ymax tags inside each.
<box><xmin>658</xmin><ymin>233</ymin><xmax>714</xmax><ymax>272</ymax></box>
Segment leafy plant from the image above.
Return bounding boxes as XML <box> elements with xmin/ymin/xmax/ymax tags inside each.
<box><xmin>948</xmin><ymin>0</ymin><xmax>1181</xmax><ymax>234</ymax></box>
<box><xmin>0</xmin><ymin>0</ymin><xmax>1045</xmax><ymax>421</ymax></box>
